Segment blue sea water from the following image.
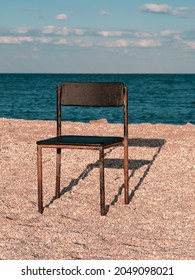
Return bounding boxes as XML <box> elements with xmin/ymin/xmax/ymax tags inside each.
<box><xmin>0</xmin><ymin>73</ymin><xmax>194</xmax><ymax>124</ymax></box>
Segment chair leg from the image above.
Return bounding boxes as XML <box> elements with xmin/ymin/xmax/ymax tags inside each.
<box><xmin>99</xmin><ymin>148</ymin><xmax>105</xmax><ymax>215</ymax></box>
<box><xmin>56</xmin><ymin>148</ymin><xmax>61</xmax><ymax>199</ymax></box>
<box><xmin>124</xmin><ymin>140</ymin><xmax>129</xmax><ymax>204</ymax></box>
<box><xmin>37</xmin><ymin>145</ymin><xmax>43</xmax><ymax>213</ymax></box>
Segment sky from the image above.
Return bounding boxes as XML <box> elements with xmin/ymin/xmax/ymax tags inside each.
<box><xmin>0</xmin><ymin>0</ymin><xmax>195</xmax><ymax>73</ymax></box>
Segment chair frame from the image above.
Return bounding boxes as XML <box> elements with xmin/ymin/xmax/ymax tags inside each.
<box><xmin>37</xmin><ymin>82</ymin><xmax>129</xmax><ymax>215</ymax></box>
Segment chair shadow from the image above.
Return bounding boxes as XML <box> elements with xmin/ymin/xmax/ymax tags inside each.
<box><xmin>44</xmin><ymin>138</ymin><xmax>166</xmax><ymax>213</ymax></box>
<box><xmin>109</xmin><ymin>138</ymin><xmax>166</xmax><ymax>211</ymax></box>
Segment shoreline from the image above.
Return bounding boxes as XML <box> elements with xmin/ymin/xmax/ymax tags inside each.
<box><xmin>0</xmin><ymin>118</ymin><xmax>194</xmax><ymax>259</ymax></box>
<box><xmin>1</xmin><ymin>116</ymin><xmax>195</xmax><ymax>126</ymax></box>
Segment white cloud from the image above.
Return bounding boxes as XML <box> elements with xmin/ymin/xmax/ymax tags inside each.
<box><xmin>140</xmin><ymin>4</ymin><xmax>195</xmax><ymax>17</ymax></box>
<box><xmin>42</xmin><ymin>25</ymin><xmax>56</xmax><ymax>34</ymax></box>
<box><xmin>136</xmin><ymin>40</ymin><xmax>161</xmax><ymax>47</ymax></box>
<box><xmin>14</xmin><ymin>27</ymin><xmax>28</xmax><ymax>34</ymax></box>
<box><xmin>0</xmin><ymin>37</ymin><xmax>21</xmax><ymax>44</ymax></box>
<box><xmin>19</xmin><ymin>37</ymin><xmax>34</xmax><ymax>43</ymax></box>
<box><xmin>42</xmin><ymin>26</ymin><xmax>69</xmax><ymax>35</ymax></box>
<box><xmin>160</xmin><ymin>29</ymin><xmax>174</xmax><ymax>37</ymax></box>
<box><xmin>37</xmin><ymin>37</ymin><xmax>53</xmax><ymax>44</ymax></box>
<box><xmin>98</xmin><ymin>30</ymin><xmax>124</xmax><ymax>37</ymax></box>
<box><xmin>54</xmin><ymin>38</ymin><xmax>68</xmax><ymax>45</ymax></box>
<box><xmin>0</xmin><ymin>36</ymin><xmax>54</xmax><ymax>44</ymax></box>
<box><xmin>55</xmin><ymin>13</ymin><xmax>68</xmax><ymax>20</ymax></box>
<box><xmin>176</xmin><ymin>6</ymin><xmax>195</xmax><ymax>13</ymax></box>
<box><xmin>105</xmin><ymin>39</ymin><xmax>129</xmax><ymax>48</ymax></box>
<box><xmin>140</xmin><ymin>4</ymin><xmax>172</xmax><ymax>14</ymax></box>
<box><xmin>0</xmin><ymin>36</ymin><xmax>34</xmax><ymax>44</ymax></box>
<box><xmin>185</xmin><ymin>41</ymin><xmax>195</xmax><ymax>49</ymax></box>
<box><xmin>160</xmin><ymin>29</ymin><xmax>182</xmax><ymax>40</ymax></box>
<box><xmin>104</xmin><ymin>39</ymin><xmax>161</xmax><ymax>48</ymax></box>
<box><xmin>0</xmin><ymin>26</ymin><xmax>186</xmax><ymax>50</ymax></box>
<box><xmin>54</xmin><ymin>38</ymin><xmax>93</xmax><ymax>48</ymax></box>
<box><xmin>75</xmin><ymin>40</ymin><xmax>93</xmax><ymax>48</ymax></box>
<box><xmin>41</xmin><ymin>26</ymin><xmax>85</xmax><ymax>36</ymax></box>
<box><xmin>73</xmin><ymin>29</ymin><xmax>85</xmax><ymax>36</ymax></box>
<box><xmin>100</xmin><ymin>10</ymin><xmax>110</xmax><ymax>16</ymax></box>
<box><xmin>56</xmin><ymin>27</ymin><xmax>69</xmax><ymax>35</ymax></box>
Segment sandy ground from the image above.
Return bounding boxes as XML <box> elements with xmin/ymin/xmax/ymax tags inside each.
<box><xmin>0</xmin><ymin>118</ymin><xmax>194</xmax><ymax>260</ymax></box>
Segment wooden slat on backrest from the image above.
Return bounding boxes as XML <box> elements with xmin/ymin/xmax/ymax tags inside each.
<box><xmin>60</xmin><ymin>82</ymin><xmax>124</xmax><ymax>107</ymax></box>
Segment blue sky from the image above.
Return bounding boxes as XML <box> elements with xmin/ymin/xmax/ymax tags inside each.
<box><xmin>1</xmin><ymin>0</ymin><xmax>195</xmax><ymax>73</ymax></box>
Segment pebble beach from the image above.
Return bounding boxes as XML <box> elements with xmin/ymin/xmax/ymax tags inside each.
<box><xmin>0</xmin><ymin>118</ymin><xmax>194</xmax><ymax>259</ymax></box>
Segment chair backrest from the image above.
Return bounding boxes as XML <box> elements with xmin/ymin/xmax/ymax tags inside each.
<box><xmin>60</xmin><ymin>82</ymin><xmax>124</xmax><ymax>107</ymax></box>
<box><xmin>56</xmin><ymin>82</ymin><xmax>128</xmax><ymax>136</ymax></box>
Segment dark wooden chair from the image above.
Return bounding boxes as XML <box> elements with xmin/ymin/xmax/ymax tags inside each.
<box><xmin>36</xmin><ymin>82</ymin><xmax>129</xmax><ymax>215</ymax></box>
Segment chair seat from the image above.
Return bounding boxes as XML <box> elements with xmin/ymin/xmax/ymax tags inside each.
<box><xmin>37</xmin><ymin>135</ymin><xmax>124</xmax><ymax>147</ymax></box>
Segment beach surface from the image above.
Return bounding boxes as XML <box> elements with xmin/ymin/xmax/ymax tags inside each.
<box><xmin>0</xmin><ymin>118</ymin><xmax>194</xmax><ymax>260</ymax></box>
